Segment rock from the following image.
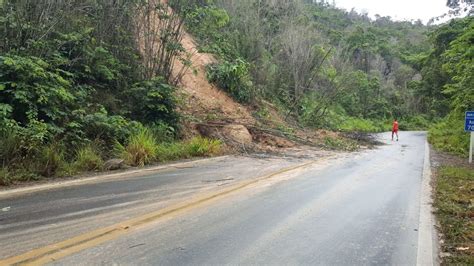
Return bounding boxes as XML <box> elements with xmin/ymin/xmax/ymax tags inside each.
<box><xmin>221</xmin><ymin>124</ymin><xmax>253</xmax><ymax>145</ymax></box>
<box><xmin>104</xmin><ymin>159</ymin><xmax>125</xmax><ymax>171</ymax></box>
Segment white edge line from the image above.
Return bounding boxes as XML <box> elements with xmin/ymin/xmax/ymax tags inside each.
<box><xmin>416</xmin><ymin>140</ymin><xmax>438</xmax><ymax>266</ymax></box>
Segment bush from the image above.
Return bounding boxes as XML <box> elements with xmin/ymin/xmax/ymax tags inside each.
<box><xmin>155</xmin><ymin>137</ymin><xmax>222</xmax><ymax>162</ymax></box>
<box><xmin>429</xmin><ymin>113</ymin><xmax>470</xmax><ymax>156</ymax></box>
<box><xmin>118</xmin><ymin>128</ymin><xmax>158</xmax><ymax>167</ymax></box>
<box><xmin>207</xmin><ymin>59</ymin><xmax>253</xmax><ymax>103</ymax></box>
<box><xmin>338</xmin><ymin>117</ymin><xmax>387</xmax><ymax>133</ymax></box>
<box><xmin>399</xmin><ymin>115</ymin><xmax>430</xmax><ymax>130</ymax></box>
<box><xmin>127</xmin><ymin>78</ymin><xmax>179</xmax><ymax>127</ymax></box>
<box><xmin>148</xmin><ymin>122</ymin><xmax>176</xmax><ymax>143</ymax></box>
<box><xmin>36</xmin><ymin>143</ymin><xmax>67</xmax><ymax>177</ymax></box>
<box><xmin>74</xmin><ymin>145</ymin><xmax>104</xmax><ymax>171</ymax></box>
<box><xmin>0</xmin><ymin>168</ymin><xmax>11</xmax><ymax>186</ymax></box>
<box><xmin>186</xmin><ymin>137</ymin><xmax>222</xmax><ymax>157</ymax></box>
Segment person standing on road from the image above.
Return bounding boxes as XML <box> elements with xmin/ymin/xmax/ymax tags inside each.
<box><xmin>392</xmin><ymin>119</ymin><xmax>399</xmax><ymax>141</ymax></box>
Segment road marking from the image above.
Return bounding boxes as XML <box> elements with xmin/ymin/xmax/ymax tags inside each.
<box><xmin>0</xmin><ymin>160</ymin><xmax>317</xmax><ymax>265</ymax></box>
<box><xmin>416</xmin><ymin>141</ymin><xmax>438</xmax><ymax>266</ymax></box>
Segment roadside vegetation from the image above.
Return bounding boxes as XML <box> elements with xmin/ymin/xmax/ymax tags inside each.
<box><xmin>173</xmin><ymin>0</ymin><xmax>435</xmax><ymax>132</ymax></box>
<box><xmin>0</xmin><ymin>1</ymin><xmax>221</xmax><ymax>186</ymax></box>
<box><xmin>424</xmin><ymin>18</ymin><xmax>474</xmax><ymax>157</ymax></box>
<box><xmin>173</xmin><ymin>0</ymin><xmax>471</xmax><ymax>146</ymax></box>
<box><xmin>435</xmin><ymin>166</ymin><xmax>474</xmax><ymax>264</ymax></box>
<box><xmin>0</xmin><ymin>0</ymin><xmax>472</xmax><ymax>186</ymax></box>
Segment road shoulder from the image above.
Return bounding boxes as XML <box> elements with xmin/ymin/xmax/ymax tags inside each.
<box><xmin>416</xmin><ymin>141</ymin><xmax>439</xmax><ymax>266</ymax></box>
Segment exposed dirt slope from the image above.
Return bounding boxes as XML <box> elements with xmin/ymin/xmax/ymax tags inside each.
<box><xmin>173</xmin><ymin>32</ymin><xmax>255</xmax><ymax>125</ymax></box>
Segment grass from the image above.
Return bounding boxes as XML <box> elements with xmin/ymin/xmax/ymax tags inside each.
<box><xmin>116</xmin><ymin>127</ymin><xmax>223</xmax><ymax>167</ymax></box>
<box><xmin>116</xmin><ymin>127</ymin><xmax>159</xmax><ymax>167</ymax></box>
<box><xmin>429</xmin><ymin>116</ymin><xmax>470</xmax><ymax>157</ymax></box>
<box><xmin>0</xmin><ymin>167</ymin><xmax>11</xmax><ymax>186</ymax></box>
<box><xmin>1</xmin><ymin>124</ymin><xmax>223</xmax><ymax>186</ymax></box>
<box><xmin>36</xmin><ymin>143</ymin><xmax>67</xmax><ymax>177</ymax></box>
<box><xmin>434</xmin><ymin>166</ymin><xmax>474</xmax><ymax>265</ymax></box>
<box><xmin>74</xmin><ymin>145</ymin><xmax>104</xmax><ymax>171</ymax></box>
<box><xmin>155</xmin><ymin>137</ymin><xmax>222</xmax><ymax>162</ymax></box>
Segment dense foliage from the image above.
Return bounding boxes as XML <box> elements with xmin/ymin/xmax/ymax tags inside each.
<box><xmin>0</xmin><ymin>0</ymin><xmax>192</xmax><ymax>183</ymax></box>
<box><xmin>175</xmin><ymin>0</ymin><xmax>471</xmax><ymax>155</ymax></box>
<box><xmin>425</xmin><ymin>17</ymin><xmax>474</xmax><ymax>156</ymax></box>
<box><xmin>1</xmin><ymin>0</ymin><xmax>472</xmax><ymax>184</ymax></box>
<box><xmin>175</xmin><ymin>0</ymin><xmax>433</xmax><ymax>131</ymax></box>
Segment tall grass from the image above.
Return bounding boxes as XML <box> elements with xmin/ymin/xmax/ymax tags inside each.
<box><xmin>117</xmin><ymin>127</ymin><xmax>223</xmax><ymax>166</ymax></box>
<box><xmin>0</xmin><ymin>167</ymin><xmax>11</xmax><ymax>186</ymax></box>
<box><xmin>155</xmin><ymin>137</ymin><xmax>222</xmax><ymax>162</ymax></box>
<box><xmin>1</xmin><ymin>125</ymin><xmax>223</xmax><ymax>185</ymax></box>
<box><xmin>74</xmin><ymin>145</ymin><xmax>104</xmax><ymax>171</ymax></box>
<box><xmin>117</xmin><ymin>127</ymin><xmax>158</xmax><ymax>167</ymax></box>
<box><xmin>0</xmin><ymin>129</ymin><xmax>22</xmax><ymax>165</ymax></box>
<box><xmin>36</xmin><ymin>143</ymin><xmax>66</xmax><ymax>177</ymax></box>
<box><xmin>186</xmin><ymin>137</ymin><xmax>222</xmax><ymax>157</ymax></box>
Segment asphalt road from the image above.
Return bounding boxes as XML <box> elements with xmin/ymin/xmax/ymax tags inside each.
<box><xmin>0</xmin><ymin>132</ymin><xmax>435</xmax><ymax>265</ymax></box>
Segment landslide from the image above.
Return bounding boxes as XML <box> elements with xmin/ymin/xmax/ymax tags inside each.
<box><xmin>157</xmin><ymin>2</ymin><xmax>364</xmax><ymax>152</ymax></box>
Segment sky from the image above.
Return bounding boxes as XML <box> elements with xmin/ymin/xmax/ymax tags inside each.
<box><xmin>333</xmin><ymin>0</ymin><xmax>451</xmax><ymax>23</ymax></box>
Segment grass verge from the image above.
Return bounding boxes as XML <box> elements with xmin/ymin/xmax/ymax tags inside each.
<box><xmin>1</xmin><ymin>127</ymin><xmax>223</xmax><ymax>186</ymax></box>
<box><xmin>434</xmin><ymin>166</ymin><xmax>474</xmax><ymax>264</ymax></box>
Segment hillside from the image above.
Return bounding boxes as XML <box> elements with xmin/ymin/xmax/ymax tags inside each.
<box><xmin>173</xmin><ymin>32</ymin><xmax>254</xmax><ymax>124</ymax></box>
<box><xmin>0</xmin><ymin>0</ymin><xmax>472</xmax><ymax>186</ymax></box>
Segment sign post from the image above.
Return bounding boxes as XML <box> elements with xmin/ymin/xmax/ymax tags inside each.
<box><xmin>465</xmin><ymin>111</ymin><xmax>474</xmax><ymax>163</ymax></box>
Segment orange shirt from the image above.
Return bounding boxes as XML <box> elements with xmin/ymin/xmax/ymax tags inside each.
<box><xmin>392</xmin><ymin>121</ymin><xmax>399</xmax><ymax>131</ymax></box>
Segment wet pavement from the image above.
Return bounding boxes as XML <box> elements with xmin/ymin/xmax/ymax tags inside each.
<box><xmin>0</xmin><ymin>132</ymin><xmax>431</xmax><ymax>265</ymax></box>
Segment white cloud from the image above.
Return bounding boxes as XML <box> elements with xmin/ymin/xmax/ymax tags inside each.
<box><xmin>333</xmin><ymin>0</ymin><xmax>451</xmax><ymax>23</ymax></box>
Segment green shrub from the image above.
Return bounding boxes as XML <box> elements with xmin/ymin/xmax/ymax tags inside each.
<box><xmin>0</xmin><ymin>128</ymin><xmax>23</xmax><ymax>165</ymax></box>
<box><xmin>186</xmin><ymin>137</ymin><xmax>222</xmax><ymax>157</ymax></box>
<box><xmin>0</xmin><ymin>167</ymin><xmax>11</xmax><ymax>186</ymax></box>
<box><xmin>399</xmin><ymin>115</ymin><xmax>430</xmax><ymax>130</ymax></box>
<box><xmin>155</xmin><ymin>142</ymin><xmax>186</xmax><ymax>161</ymax></box>
<box><xmin>207</xmin><ymin>59</ymin><xmax>253</xmax><ymax>103</ymax></box>
<box><xmin>36</xmin><ymin>143</ymin><xmax>67</xmax><ymax>177</ymax></box>
<box><xmin>74</xmin><ymin>145</ymin><xmax>104</xmax><ymax>171</ymax></box>
<box><xmin>127</xmin><ymin>78</ymin><xmax>179</xmax><ymax>127</ymax></box>
<box><xmin>155</xmin><ymin>137</ymin><xmax>222</xmax><ymax>162</ymax></box>
<box><xmin>338</xmin><ymin>117</ymin><xmax>387</xmax><ymax>133</ymax></box>
<box><xmin>429</xmin><ymin>113</ymin><xmax>470</xmax><ymax>156</ymax></box>
<box><xmin>148</xmin><ymin>122</ymin><xmax>176</xmax><ymax>143</ymax></box>
<box><xmin>118</xmin><ymin>128</ymin><xmax>158</xmax><ymax>167</ymax></box>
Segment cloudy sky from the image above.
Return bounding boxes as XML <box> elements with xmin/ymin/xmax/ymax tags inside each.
<box><xmin>333</xmin><ymin>0</ymin><xmax>451</xmax><ymax>23</ymax></box>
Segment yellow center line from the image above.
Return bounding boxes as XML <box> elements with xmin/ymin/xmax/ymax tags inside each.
<box><xmin>0</xmin><ymin>161</ymin><xmax>317</xmax><ymax>266</ymax></box>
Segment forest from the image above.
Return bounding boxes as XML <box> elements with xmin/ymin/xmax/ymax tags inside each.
<box><xmin>0</xmin><ymin>0</ymin><xmax>472</xmax><ymax>184</ymax></box>
<box><xmin>175</xmin><ymin>0</ymin><xmax>472</xmax><ymax>152</ymax></box>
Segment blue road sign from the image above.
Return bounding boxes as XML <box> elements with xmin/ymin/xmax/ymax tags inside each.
<box><xmin>466</xmin><ymin>111</ymin><xmax>474</xmax><ymax>132</ymax></box>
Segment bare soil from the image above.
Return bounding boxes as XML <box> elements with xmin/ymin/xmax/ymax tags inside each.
<box><xmin>173</xmin><ymin>32</ymin><xmax>254</xmax><ymax>125</ymax></box>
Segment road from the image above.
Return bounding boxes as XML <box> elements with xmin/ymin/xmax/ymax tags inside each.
<box><xmin>0</xmin><ymin>132</ymin><xmax>436</xmax><ymax>265</ymax></box>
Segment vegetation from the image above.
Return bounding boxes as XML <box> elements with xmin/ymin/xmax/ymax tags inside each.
<box><xmin>435</xmin><ymin>166</ymin><xmax>474</xmax><ymax>264</ymax></box>
<box><xmin>423</xmin><ymin>17</ymin><xmax>474</xmax><ymax>156</ymax></box>
<box><xmin>175</xmin><ymin>0</ymin><xmax>432</xmax><ymax>128</ymax></box>
<box><xmin>0</xmin><ymin>0</ymin><xmax>220</xmax><ymax>184</ymax></box>
<box><xmin>74</xmin><ymin>145</ymin><xmax>104</xmax><ymax>172</ymax></box>
<box><xmin>0</xmin><ymin>0</ymin><xmax>472</xmax><ymax>184</ymax></box>
<box><xmin>174</xmin><ymin>0</ymin><xmax>472</xmax><ymax>153</ymax></box>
